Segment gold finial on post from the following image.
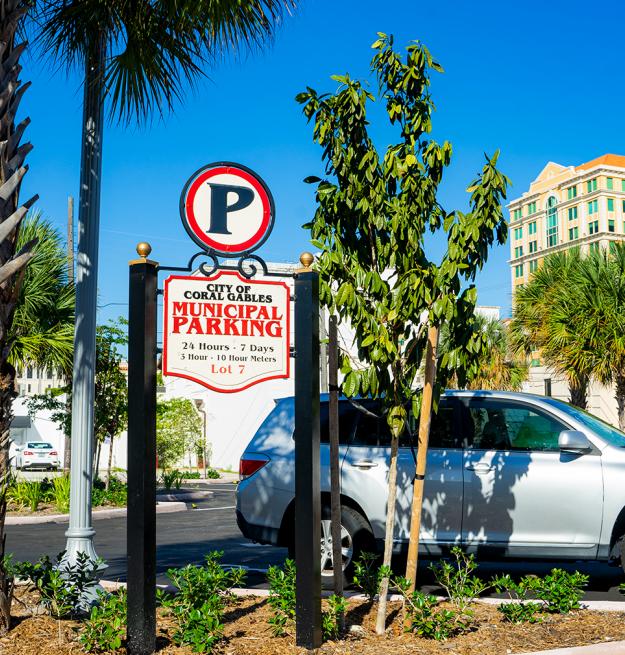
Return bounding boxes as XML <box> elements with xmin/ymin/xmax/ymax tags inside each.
<box><xmin>297</xmin><ymin>251</ymin><xmax>314</xmax><ymax>272</ymax></box>
<box><xmin>136</xmin><ymin>242</ymin><xmax>152</xmax><ymax>259</ymax></box>
<box><xmin>129</xmin><ymin>242</ymin><xmax>156</xmax><ymax>266</ymax></box>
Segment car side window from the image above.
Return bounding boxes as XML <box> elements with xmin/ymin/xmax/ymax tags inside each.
<box><xmin>319</xmin><ymin>401</ymin><xmax>358</xmax><ymax>444</ymax></box>
<box><xmin>466</xmin><ymin>401</ymin><xmax>566</xmax><ymax>451</ymax></box>
<box><xmin>351</xmin><ymin>400</ymin><xmax>460</xmax><ymax>449</ymax></box>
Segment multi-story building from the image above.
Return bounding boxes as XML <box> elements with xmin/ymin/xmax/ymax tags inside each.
<box><xmin>15</xmin><ymin>365</ymin><xmax>65</xmax><ymax>397</ymax></box>
<box><xmin>508</xmin><ymin>153</ymin><xmax>625</xmax><ymax>292</ymax></box>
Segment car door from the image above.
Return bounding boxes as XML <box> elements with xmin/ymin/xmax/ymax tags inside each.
<box><xmin>461</xmin><ymin>397</ymin><xmax>603</xmax><ymax>559</ymax></box>
<box><xmin>341</xmin><ymin>398</ymin><xmax>464</xmax><ymax>553</ymax></box>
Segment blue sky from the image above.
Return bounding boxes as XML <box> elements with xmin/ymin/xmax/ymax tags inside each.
<box><xmin>18</xmin><ymin>0</ymin><xmax>625</xmax><ymax>327</ymax></box>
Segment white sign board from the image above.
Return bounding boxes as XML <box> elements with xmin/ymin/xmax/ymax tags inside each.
<box><xmin>163</xmin><ymin>270</ymin><xmax>290</xmax><ymax>393</ymax></box>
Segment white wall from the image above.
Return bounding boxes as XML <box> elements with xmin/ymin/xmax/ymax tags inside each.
<box><xmin>10</xmin><ymin>397</ymin><xmax>66</xmax><ymax>466</ymax></box>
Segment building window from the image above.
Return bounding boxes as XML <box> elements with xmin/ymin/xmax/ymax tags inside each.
<box><xmin>26</xmin><ymin>367</ymin><xmax>33</xmax><ymax>379</ymax></box>
<box><xmin>527</xmin><ymin>201</ymin><xmax>537</xmax><ymax>215</ymax></box>
<box><xmin>529</xmin><ymin>260</ymin><xmax>538</xmax><ymax>273</ymax></box>
<box><xmin>566</xmin><ymin>185</ymin><xmax>577</xmax><ymax>199</ymax></box>
<box><xmin>567</xmin><ymin>206</ymin><xmax>578</xmax><ymax>220</ymax></box>
<box><xmin>515</xmin><ymin>264</ymin><xmax>524</xmax><ymax>278</ymax></box>
<box><xmin>589</xmin><ymin>220</ymin><xmax>599</xmax><ymax>235</ymax></box>
<box><xmin>607</xmin><ymin>177</ymin><xmax>614</xmax><ymax>190</ymax></box>
<box><xmin>588</xmin><ymin>199</ymin><xmax>598</xmax><ymax>214</ymax></box>
<box><xmin>528</xmin><ymin>221</ymin><xmax>536</xmax><ymax>235</ymax></box>
<box><xmin>27</xmin><ymin>383</ymin><xmax>31</xmax><ymax>393</ymax></box>
<box><xmin>609</xmin><ymin>219</ymin><xmax>615</xmax><ymax>232</ymax></box>
<box><xmin>546</xmin><ymin>196</ymin><xmax>558</xmax><ymax>247</ymax></box>
<box><xmin>569</xmin><ymin>227</ymin><xmax>579</xmax><ymax>240</ymax></box>
<box><xmin>622</xmin><ymin>179</ymin><xmax>625</xmax><ymax>193</ymax></box>
<box><xmin>514</xmin><ymin>227</ymin><xmax>523</xmax><ymax>240</ymax></box>
<box><xmin>529</xmin><ymin>240</ymin><xmax>537</xmax><ymax>253</ymax></box>
<box><xmin>587</xmin><ymin>178</ymin><xmax>598</xmax><ymax>193</ymax></box>
<box><xmin>512</xmin><ymin>208</ymin><xmax>522</xmax><ymax>220</ymax></box>
<box><xmin>514</xmin><ymin>246</ymin><xmax>523</xmax><ymax>258</ymax></box>
<box><xmin>608</xmin><ymin>198</ymin><xmax>615</xmax><ymax>212</ymax></box>
<box><xmin>623</xmin><ymin>200</ymin><xmax>625</xmax><ymax>213</ymax></box>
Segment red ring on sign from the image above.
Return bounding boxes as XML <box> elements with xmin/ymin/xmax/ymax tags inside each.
<box><xmin>183</xmin><ymin>166</ymin><xmax>272</xmax><ymax>254</ymax></box>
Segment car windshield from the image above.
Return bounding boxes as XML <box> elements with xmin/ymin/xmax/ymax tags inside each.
<box><xmin>27</xmin><ymin>442</ymin><xmax>52</xmax><ymax>449</ymax></box>
<box><xmin>542</xmin><ymin>398</ymin><xmax>625</xmax><ymax>448</ymax></box>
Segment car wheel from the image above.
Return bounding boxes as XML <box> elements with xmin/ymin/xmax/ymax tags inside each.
<box><xmin>320</xmin><ymin>506</ymin><xmax>374</xmax><ymax>589</ymax></box>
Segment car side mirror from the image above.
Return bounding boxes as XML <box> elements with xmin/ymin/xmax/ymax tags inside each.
<box><xmin>559</xmin><ymin>430</ymin><xmax>592</xmax><ymax>453</ymax></box>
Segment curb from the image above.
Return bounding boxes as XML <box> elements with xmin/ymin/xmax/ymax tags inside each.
<box><xmin>6</xmin><ymin>501</ymin><xmax>187</xmax><ymax>525</ymax></box>
<box><xmin>517</xmin><ymin>642</ymin><xmax>625</xmax><ymax>655</ymax></box>
<box><xmin>155</xmin><ymin>491</ymin><xmax>213</xmax><ymax>502</ymax></box>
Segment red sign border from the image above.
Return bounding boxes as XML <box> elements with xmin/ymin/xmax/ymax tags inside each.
<box><xmin>179</xmin><ymin>162</ymin><xmax>275</xmax><ymax>256</ymax></box>
<box><xmin>162</xmin><ymin>270</ymin><xmax>291</xmax><ymax>393</ymax></box>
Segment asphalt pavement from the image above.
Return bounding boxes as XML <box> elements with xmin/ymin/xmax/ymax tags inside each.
<box><xmin>6</xmin><ymin>482</ymin><xmax>625</xmax><ymax>600</ymax></box>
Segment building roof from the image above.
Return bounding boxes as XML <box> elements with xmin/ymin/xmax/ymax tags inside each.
<box><xmin>576</xmin><ymin>154</ymin><xmax>625</xmax><ymax>171</ymax></box>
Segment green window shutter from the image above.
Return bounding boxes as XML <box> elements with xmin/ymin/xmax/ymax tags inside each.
<box><xmin>608</xmin><ymin>198</ymin><xmax>615</xmax><ymax>211</ymax></box>
<box><xmin>607</xmin><ymin>177</ymin><xmax>614</xmax><ymax>190</ymax></box>
<box><xmin>609</xmin><ymin>219</ymin><xmax>615</xmax><ymax>232</ymax></box>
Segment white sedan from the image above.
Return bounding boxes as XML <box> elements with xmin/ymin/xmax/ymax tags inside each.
<box><xmin>15</xmin><ymin>442</ymin><xmax>60</xmax><ymax>470</ymax></box>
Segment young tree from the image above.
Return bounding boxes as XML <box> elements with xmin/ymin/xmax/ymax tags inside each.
<box><xmin>156</xmin><ymin>398</ymin><xmax>203</xmax><ymax>472</ymax></box>
<box><xmin>298</xmin><ymin>34</ymin><xmax>508</xmax><ymax>632</ymax></box>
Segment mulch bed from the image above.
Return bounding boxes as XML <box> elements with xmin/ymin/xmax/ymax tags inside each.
<box><xmin>3</xmin><ymin>588</ymin><xmax>625</xmax><ymax>655</ymax></box>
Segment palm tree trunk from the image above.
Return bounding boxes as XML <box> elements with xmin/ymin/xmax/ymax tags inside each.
<box><xmin>0</xmin><ymin>0</ymin><xmax>38</xmax><ymax>635</ymax></box>
<box><xmin>615</xmin><ymin>373</ymin><xmax>625</xmax><ymax>432</ymax></box>
<box><xmin>569</xmin><ymin>379</ymin><xmax>588</xmax><ymax>410</ymax></box>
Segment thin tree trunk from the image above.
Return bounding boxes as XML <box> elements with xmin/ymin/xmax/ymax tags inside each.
<box><xmin>569</xmin><ymin>378</ymin><xmax>588</xmax><ymax>410</ymax></box>
<box><xmin>405</xmin><ymin>325</ymin><xmax>439</xmax><ymax>596</ymax></box>
<box><xmin>0</xmin><ymin>0</ymin><xmax>37</xmax><ymax>634</ymax></box>
<box><xmin>94</xmin><ymin>440</ymin><xmax>102</xmax><ymax>480</ymax></box>
<box><xmin>375</xmin><ymin>431</ymin><xmax>400</xmax><ymax>635</ymax></box>
<box><xmin>105</xmin><ymin>434</ymin><xmax>114</xmax><ymax>490</ymax></box>
<box><xmin>615</xmin><ymin>372</ymin><xmax>625</xmax><ymax>432</ymax></box>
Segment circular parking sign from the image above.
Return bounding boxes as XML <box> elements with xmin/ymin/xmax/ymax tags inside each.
<box><xmin>179</xmin><ymin>162</ymin><xmax>275</xmax><ymax>256</ymax></box>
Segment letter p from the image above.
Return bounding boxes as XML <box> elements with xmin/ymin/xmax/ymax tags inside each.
<box><xmin>207</xmin><ymin>183</ymin><xmax>254</xmax><ymax>235</ymax></box>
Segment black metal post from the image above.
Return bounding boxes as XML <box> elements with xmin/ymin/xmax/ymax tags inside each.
<box><xmin>127</xmin><ymin>246</ymin><xmax>158</xmax><ymax>655</ymax></box>
<box><xmin>294</xmin><ymin>268</ymin><xmax>322</xmax><ymax>650</ymax></box>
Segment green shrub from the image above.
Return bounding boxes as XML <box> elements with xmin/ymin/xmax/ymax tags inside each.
<box><xmin>8</xmin><ymin>481</ymin><xmax>44</xmax><ymax>511</ymax></box>
<box><xmin>161</xmin><ymin>469</ymin><xmax>184</xmax><ymax>491</ymax></box>
<box><xmin>393</xmin><ymin>576</ymin><xmax>461</xmax><ymax>641</ymax></box>
<box><xmin>158</xmin><ymin>551</ymin><xmax>245</xmax><ymax>653</ymax></box>
<box><xmin>430</xmin><ymin>547</ymin><xmax>488</xmax><ymax>614</ymax></box>
<box><xmin>525</xmin><ymin>569</ymin><xmax>588</xmax><ymax>614</ymax></box>
<box><xmin>205</xmin><ymin>468</ymin><xmax>220</xmax><ymax>479</ymax></box>
<box><xmin>53</xmin><ymin>475</ymin><xmax>71</xmax><ymax>513</ymax></box>
<box><xmin>322</xmin><ymin>593</ymin><xmax>347</xmax><ymax>640</ymax></box>
<box><xmin>266</xmin><ymin>559</ymin><xmax>296</xmax><ymax>636</ymax></box>
<box><xmin>15</xmin><ymin>551</ymin><xmax>102</xmax><ymax>618</ymax></box>
<box><xmin>494</xmin><ymin>569</ymin><xmax>588</xmax><ymax>621</ymax></box>
<box><xmin>91</xmin><ymin>477</ymin><xmax>127</xmax><ymax>508</ymax></box>
<box><xmin>80</xmin><ymin>588</ymin><xmax>126</xmax><ymax>653</ymax></box>
<box><xmin>353</xmin><ymin>552</ymin><xmax>382</xmax><ymax>602</ymax></box>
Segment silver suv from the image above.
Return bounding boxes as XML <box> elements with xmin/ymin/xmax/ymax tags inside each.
<box><xmin>236</xmin><ymin>390</ymin><xmax>625</xmax><ymax>583</ymax></box>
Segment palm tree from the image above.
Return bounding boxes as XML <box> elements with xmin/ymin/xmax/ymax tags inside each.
<box><xmin>439</xmin><ymin>314</ymin><xmax>528</xmax><ymax>391</ymax></box>
<box><xmin>0</xmin><ymin>1</ymin><xmax>41</xmax><ymax>635</ymax></box>
<box><xmin>32</xmin><ymin>0</ymin><xmax>296</xmax><ymax>568</ymax></box>
<box><xmin>0</xmin><ymin>212</ymin><xmax>74</xmax><ymax>634</ymax></box>
<box><xmin>509</xmin><ymin>250</ymin><xmax>595</xmax><ymax>409</ymax></box>
<box><xmin>575</xmin><ymin>244</ymin><xmax>625</xmax><ymax>429</ymax></box>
